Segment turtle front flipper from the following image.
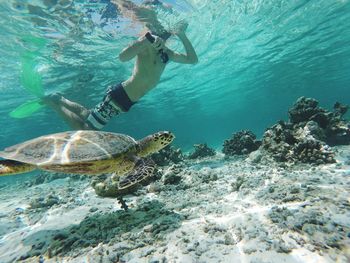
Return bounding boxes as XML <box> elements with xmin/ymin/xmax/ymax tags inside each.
<box><xmin>117</xmin><ymin>158</ymin><xmax>157</xmax><ymax>211</ymax></box>
<box><xmin>0</xmin><ymin>160</ymin><xmax>36</xmax><ymax>176</ymax></box>
<box><xmin>118</xmin><ymin>158</ymin><xmax>156</xmax><ymax>192</ymax></box>
<box><xmin>91</xmin><ymin>158</ymin><xmax>157</xmax><ymax>211</ymax></box>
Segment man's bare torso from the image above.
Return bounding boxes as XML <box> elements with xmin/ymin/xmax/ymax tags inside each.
<box><xmin>122</xmin><ymin>44</ymin><xmax>166</xmax><ymax>102</ymax></box>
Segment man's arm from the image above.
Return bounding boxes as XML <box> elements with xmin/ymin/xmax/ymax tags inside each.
<box><xmin>167</xmin><ymin>32</ymin><xmax>198</xmax><ymax>64</ymax></box>
<box><xmin>167</xmin><ymin>21</ymin><xmax>198</xmax><ymax>64</ymax></box>
<box><xmin>112</xmin><ymin>0</ymin><xmax>137</xmax><ymax>11</ymax></box>
<box><xmin>119</xmin><ymin>36</ymin><xmax>149</xmax><ymax>62</ymax></box>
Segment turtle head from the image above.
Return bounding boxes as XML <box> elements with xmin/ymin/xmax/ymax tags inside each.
<box><xmin>138</xmin><ymin>131</ymin><xmax>175</xmax><ymax>157</ymax></box>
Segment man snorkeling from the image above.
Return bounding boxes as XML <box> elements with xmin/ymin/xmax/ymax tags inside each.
<box><xmin>44</xmin><ymin>0</ymin><xmax>198</xmax><ymax>130</ymax></box>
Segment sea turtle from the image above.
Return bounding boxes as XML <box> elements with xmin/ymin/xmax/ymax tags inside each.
<box><xmin>0</xmin><ymin>130</ymin><xmax>175</xmax><ymax>209</ymax></box>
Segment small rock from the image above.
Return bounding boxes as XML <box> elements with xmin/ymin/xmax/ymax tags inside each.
<box><xmin>89</xmin><ymin>207</ymin><xmax>98</xmax><ymax>213</ymax></box>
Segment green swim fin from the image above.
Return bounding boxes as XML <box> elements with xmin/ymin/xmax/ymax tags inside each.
<box><xmin>10</xmin><ymin>99</ymin><xmax>45</xmax><ymax>119</ymax></box>
<box><xmin>21</xmin><ymin>35</ymin><xmax>47</xmax><ymax>50</ymax></box>
<box><xmin>10</xmin><ymin>47</ymin><xmax>46</xmax><ymax>118</ymax></box>
<box><xmin>20</xmin><ymin>52</ymin><xmax>44</xmax><ymax>97</ymax></box>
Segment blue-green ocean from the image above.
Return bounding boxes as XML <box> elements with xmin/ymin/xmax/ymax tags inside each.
<box><xmin>1</xmin><ymin>1</ymin><xmax>350</xmax><ymax>262</ymax></box>
<box><xmin>1</xmin><ymin>0</ymin><xmax>349</xmax><ymax>151</ymax></box>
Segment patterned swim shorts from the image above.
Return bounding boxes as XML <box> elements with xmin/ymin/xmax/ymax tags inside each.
<box><xmin>86</xmin><ymin>83</ymin><xmax>135</xmax><ymax>130</ymax></box>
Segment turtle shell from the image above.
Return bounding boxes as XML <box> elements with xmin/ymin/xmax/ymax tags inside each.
<box><xmin>0</xmin><ymin>131</ymin><xmax>137</xmax><ymax>166</ymax></box>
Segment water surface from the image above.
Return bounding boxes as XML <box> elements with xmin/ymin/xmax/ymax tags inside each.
<box><xmin>0</xmin><ymin>0</ymin><xmax>349</xmax><ymax>150</ymax></box>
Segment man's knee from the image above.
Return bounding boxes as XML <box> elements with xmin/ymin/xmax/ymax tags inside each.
<box><xmin>81</xmin><ymin>109</ymin><xmax>91</xmax><ymax>120</ymax></box>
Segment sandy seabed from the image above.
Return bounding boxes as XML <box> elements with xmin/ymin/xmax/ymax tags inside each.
<box><xmin>0</xmin><ymin>146</ymin><xmax>349</xmax><ymax>263</ymax></box>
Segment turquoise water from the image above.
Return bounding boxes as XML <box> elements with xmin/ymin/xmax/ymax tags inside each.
<box><xmin>0</xmin><ymin>0</ymin><xmax>350</xmax><ymax>151</ymax></box>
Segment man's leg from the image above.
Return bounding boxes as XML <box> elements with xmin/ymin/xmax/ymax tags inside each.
<box><xmin>58</xmin><ymin>95</ymin><xmax>90</xmax><ymax>120</ymax></box>
<box><xmin>42</xmin><ymin>94</ymin><xmax>90</xmax><ymax>130</ymax></box>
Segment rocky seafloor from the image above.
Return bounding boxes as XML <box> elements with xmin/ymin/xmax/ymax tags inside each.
<box><xmin>0</xmin><ymin>145</ymin><xmax>349</xmax><ymax>263</ymax></box>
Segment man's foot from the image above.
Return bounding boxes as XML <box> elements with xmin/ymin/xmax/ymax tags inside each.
<box><xmin>41</xmin><ymin>93</ymin><xmax>64</xmax><ymax>106</ymax></box>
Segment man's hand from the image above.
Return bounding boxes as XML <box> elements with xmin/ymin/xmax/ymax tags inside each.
<box><xmin>134</xmin><ymin>6</ymin><xmax>157</xmax><ymax>23</ymax></box>
<box><xmin>166</xmin><ymin>20</ymin><xmax>198</xmax><ymax>64</ymax></box>
<box><xmin>172</xmin><ymin>20</ymin><xmax>188</xmax><ymax>36</ymax></box>
<box><xmin>151</xmin><ymin>36</ymin><xmax>165</xmax><ymax>51</ymax></box>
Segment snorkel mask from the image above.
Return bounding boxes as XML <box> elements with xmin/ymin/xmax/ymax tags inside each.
<box><xmin>150</xmin><ymin>29</ymin><xmax>171</xmax><ymax>41</ymax></box>
<box><xmin>145</xmin><ymin>32</ymin><xmax>169</xmax><ymax>63</ymax></box>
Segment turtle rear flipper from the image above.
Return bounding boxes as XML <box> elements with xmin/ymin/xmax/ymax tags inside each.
<box><xmin>0</xmin><ymin>160</ymin><xmax>36</xmax><ymax>176</ymax></box>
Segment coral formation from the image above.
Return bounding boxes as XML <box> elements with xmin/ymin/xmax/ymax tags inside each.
<box><xmin>260</xmin><ymin>97</ymin><xmax>349</xmax><ymax>164</ymax></box>
<box><xmin>288</xmin><ymin>97</ymin><xmax>350</xmax><ymax>145</ymax></box>
<box><xmin>222</xmin><ymin>130</ymin><xmax>261</xmax><ymax>156</ymax></box>
<box><xmin>260</xmin><ymin>122</ymin><xmax>295</xmax><ymax>162</ymax></box>
<box><xmin>188</xmin><ymin>143</ymin><xmax>216</xmax><ymax>159</ymax></box>
<box><xmin>151</xmin><ymin>145</ymin><xmax>184</xmax><ymax>166</ymax></box>
<box><xmin>288</xmin><ymin>97</ymin><xmax>322</xmax><ymax>124</ymax></box>
<box><xmin>293</xmin><ymin>138</ymin><xmax>335</xmax><ymax>164</ymax></box>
